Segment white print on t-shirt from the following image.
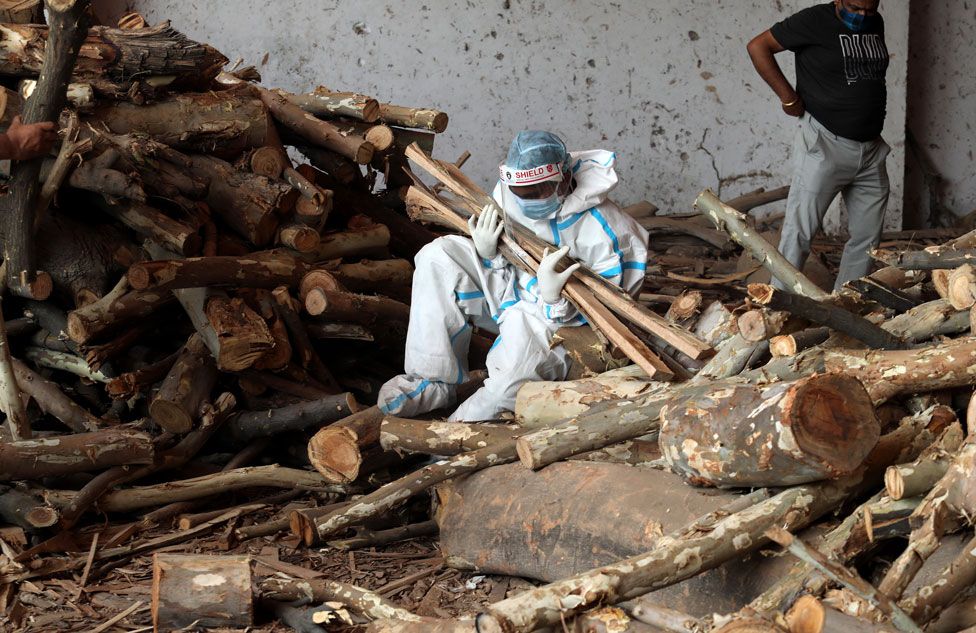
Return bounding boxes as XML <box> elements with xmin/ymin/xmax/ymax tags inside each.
<box><xmin>839</xmin><ymin>33</ymin><xmax>888</xmax><ymax>84</ymax></box>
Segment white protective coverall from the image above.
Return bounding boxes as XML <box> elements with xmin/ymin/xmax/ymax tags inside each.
<box><xmin>377</xmin><ymin>150</ymin><xmax>650</xmax><ymax>421</ymax></box>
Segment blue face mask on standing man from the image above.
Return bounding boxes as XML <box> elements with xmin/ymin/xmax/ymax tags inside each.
<box><xmin>838</xmin><ymin>4</ymin><xmax>878</xmax><ymax>32</ymax></box>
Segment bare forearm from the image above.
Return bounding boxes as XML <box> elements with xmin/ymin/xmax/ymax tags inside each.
<box><xmin>748</xmin><ymin>45</ymin><xmax>797</xmax><ymax>103</ymax></box>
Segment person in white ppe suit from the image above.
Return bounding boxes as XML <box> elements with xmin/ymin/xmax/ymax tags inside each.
<box><xmin>378</xmin><ymin>131</ymin><xmax>649</xmax><ymax>421</ymax></box>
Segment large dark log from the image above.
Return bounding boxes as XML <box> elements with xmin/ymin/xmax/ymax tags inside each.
<box><xmin>307</xmin><ymin>406</ymin><xmax>384</xmax><ymax>484</ymax></box>
<box><xmin>0</xmin><ymin>21</ymin><xmax>227</xmax><ymax>97</ymax></box>
<box><xmin>225</xmin><ymin>393</ymin><xmax>359</xmax><ymax>444</ymax></box>
<box><xmin>379</xmin><ymin>417</ymin><xmax>517</xmax><ymax>455</ymax></box>
<box><xmin>128</xmin><ymin>250</ymin><xmax>312</xmax><ymax>292</ymax></box>
<box><xmin>0</xmin><ymin>428</ymin><xmax>154</xmax><ymax>480</ymax></box>
<box><xmin>149</xmin><ymin>333</ymin><xmax>217</xmax><ymax>434</ymax></box>
<box><xmin>301</xmin><ymin>223</ymin><xmax>391</xmax><ymax>263</ymax></box>
<box><xmin>86</xmin><ymin>90</ymin><xmax>269</xmax><ymax>154</ymax></box>
<box><xmin>470</xmin><ymin>417</ymin><xmax>937</xmax><ymax>633</ymax></box>
<box><xmin>659</xmin><ymin>373</ymin><xmax>880</xmax><ymax>487</ymax></box>
<box><xmin>152</xmin><ymin>554</ymin><xmax>253</xmax><ymax>631</ymax></box>
<box><xmin>0</xmin><ymin>0</ymin><xmax>90</xmax><ymax>299</ymax></box>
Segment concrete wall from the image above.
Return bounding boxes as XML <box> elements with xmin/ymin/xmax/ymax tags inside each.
<box><xmin>100</xmin><ymin>1</ymin><xmax>910</xmax><ymax>231</ymax></box>
<box><xmin>904</xmin><ymin>0</ymin><xmax>976</xmax><ymax>227</ymax></box>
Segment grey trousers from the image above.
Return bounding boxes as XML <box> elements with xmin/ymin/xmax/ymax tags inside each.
<box><xmin>774</xmin><ymin>112</ymin><xmax>891</xmax><ymax>292</ymax></box>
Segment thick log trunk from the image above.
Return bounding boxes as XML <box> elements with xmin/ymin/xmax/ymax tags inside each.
<box><xmin>947</xmin><ymin>264</ymin><xmax>976</xmax><ymax>310</ymax></box>
<box><xmin>86</xmin><ymin>90</ymin><xmax>269</xmax><ymax>154</ymax></box>
<box><xmin>0</xmin><ymin>485</ymin><xmax>58</xmax><ymax>530</ymax></box>
<box><xmin>0</xmin><ymin>0</ymin><xmax>90</xmax><ymax>299</ymax></box>
<box><xmin>189</xmin><ymin>154</ymin><xmax>292</xmax><ymax>246</ymax></box>
<box><xmin>149</xmin><ymin>334</ymin><xmax>217</xmax><ymax>434</ymax></box>
<box><xmin>514</xmin><ymin>366</ymin><xmax>655</xmax><ymax>428</ymax></box>
<box><xmin>748</xmin><ymin>283</ymin><xmax>904</xmax><ymax>350</ymax></box>
<box><xmin>659</xmin><ymin>373</ymin><xmax>880</xmax><ymax>487</ymax></box>
<box><xmin>305</xmin><ymin>440</ymin><xmax>516</xmax><ymax>545</ymax></box>
<box><xmin>471</xmin><ymin>419</ymin><xmax>933</xmax><ymax>633</ymax></box>
<box><xmin>127</xmin><ymin>249</ymin><xmax>312</xmax><ymax>292</ymax></box>
<box><xmin>0</xmin><ymin>429</ymin><xmax>153</xmax><ymax>480</ymax></box>
<box><xmin>277</xmin><ymin>222</ymin><xmax>320</xmax><ymax>253</ymax></box>
<box><xmin>152</xmin><ymin>554</ymin><xmax>253</xmax><ymax>631</ymax></box>
<box><xmin>0</xmin><ymin>22</ymin><xmax>227</xmax><ymax>98</ymax></box>
<box><xmin>225</xmin><ymin>393</ymin><xmax>358</xmax><ymax>444</ymax></box>
<box><xmin>46</xmin><ymin>465</ymin><xmax>345</xmax><ymax>513</ymax></box>
<box><xmin>695</xmin><ymin>190</ymin><xmax>828</xmax><ymax>300</ymax></box>
<box><xmin>66</xmin><ymin>280</ymin><xmax>172</xmax><ymax>344</ymax></box>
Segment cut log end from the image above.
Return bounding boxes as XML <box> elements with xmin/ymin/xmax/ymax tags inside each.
<box><xmin>788</xmin><ymin>373</ymin><xmax>880</xmax><ymax>477</ymax></box>
<box><xmin>148</xmin><ymin>399</ymin><xmax>194</xmax><ymax>435</ymax></box>
<box><xmin>278</xmin><ymin>224</ymin><xmax>320</xmax><ymax>253</ymax></box>
<box><xmin>308</xmin><ymin>426</ymin><xmax>363</xmax><ymax>484</ymax></box>
<box><xmin>300</xmin><ymin>270</ymin><xmax>343</xmax><ymax>301</ymax></box>
<box><xmin>884</xmin><ymin>466</ymin><xmax>905</xmax><ymax>501</ymax></box>
<box><xmin>304</xmin><ymin>287</ymin><xmax>329</xmax><ymax>316</ymax></box>
<box><xmin>430</xmin><ymin>112</ymin><xmax>449</xmax><ymax>133</ymax></box>
<box><xmin>737</xmin><ymin>310</ymin><xmax>772</xmax><ymax>342</ymax></box>
<box><xmin>355</xmin><ymin>142</ymin><xmax>376</xmax><ymax>165</ymax></box>
<box><xmin>785</xmin><ymin>594</ymin><xmax>826</xmax><ymax>633</ymax></box>
<box><xmin>947</xmin><ymin>264</ymin><xmax>976</xmax><ymax>310</ymax></box>
<box><xmin>747</xmin><ymin>282</ymin><xmax>775</xmax><ymax>305</ymax></box>
<box><xmin>769</xmin><ymin>334</ymin><xmax>798</xmax><ymax>358</ymax></box>
<box><xmin>250</xmin><ymin>146</ymin><xmax>287</xmax><ymax>179</ymax></box>
<box><xmin>10</xmin><ymin>271</ymin><xmax>53</xmax><ymax>301</ymax></box>
<box><xmin>364</xmin><ymin>125</ymin><xmax>395</xmax><ymax>152</ymax></box>
<box><xmin>25</xmin><ymin>506</ymin><xmax>59</xmax><ymax>529</ymax></box>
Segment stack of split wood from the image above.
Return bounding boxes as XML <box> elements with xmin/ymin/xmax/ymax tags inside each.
<box><xmin>4</xmin><ymin>4</ymin><xmax>976</xmax><ymax>633</ymax></box>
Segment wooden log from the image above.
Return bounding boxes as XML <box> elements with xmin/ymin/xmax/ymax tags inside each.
<box><xmin>332</xmin><ymin>259</ymin><xmax>414</xmax><ymax>292</ymax></box>
<box><xmin>66</xmin><ymin>279</ymin><xmax>172</xmax><ymax>344</ymax></box>
<box><xmin>151</xmin><ymin>554</ymin><xmax>253</xmax><ymax>631</ymax></box>
<box><xmin>270</xmin><ymin>287</ymin><xmax>337</xmax><ymax>387</ymax></box>
<box><xmin>695</xmin><ymin>190</ymin><xmax>829</xmax><ymax>300</ymax></box>
<box><xmin>640</xmin><ymin>216</ymin><xmax>734</xmax><ymax>252</ymax></box>
<box><xmin>258</xmin><ymin>86</ymin><xmax>374</xmax><ymax>164</ymax></box>
<box><xmin>515</xmin><ymin>366</ymin><xmax>655</xmax><ymax>429</ymax></box>
<box><xmin>0</xmin><ymin>1</ymin><xmax>42</xmax><ymax>24</ymax></box>
<box><xmin>304</xmin><ymin>288</ymin><xmax>410</xmax><ymax>324</ymax></box>
<box><xmin>85</xmin><ymin>90</ymin><xmax>270</xmax><ymax>153</ymax></box>
<box><xmin>203</xmin><ymin>295</ymin><xmax>275</xmax><ymax>371</ymax></box>
<box><xmin>884</xmin><ymin>422</ymin><xmax>964</xmax><ymax>501</ymax></box>
<box><xmin>748</xmin><ymin>283</ymin><xmax>904</xmax><ymax>350</ymax></box>
<box><xmin>766</xmin><ymin>528</ymin><xmax>920</xmax><ymax>633</ymax></box>
<box><xmin>259</xmin><ymin>577</ymin><xmax>421</xmax><ymax>623</ymax></box>
<box><xmin>0</xmin><ymin>485</ymin><xmax>58</xmax><ymax>530</ymax></box>
<box><xmin>106</xmin><ymin>350</ymin><xmax>179</xmax><ymax>400</ymax></box>
<box><xmin>847</xmin><ymin>278</ymin><xmax>921</xmax><ymax>313</ymax></box>
<box><xmin>665</xmin><ymin>290</ymin><xmax>703</xmax><ymax>324</ymax></box>
<box><xmin>379</xmin><ymin>418</ymin><xmax>517</xmax><ymax>454</ymax></box>
<box><xmin>660</xmin><ymin>373</ymin><xmax>880</xmax><ymax>487</ymax></box>
<box><xmin>327</xmin><ymin>520</ymin><xmax>439</xmax><ymax>551</ymax></box>
<box><xmin>375</xmin><ymin>99</ymin><xmax>449</xmax><ymax>133</ymax></box>
<box><xmin>303</xmin><ymin>224</ymin><xmax>392</xmax><ymax>262</ymax></box>
<box><xmin>770</xmin><ymin>327</ymin><xmax>831</xmax><ymax>358</ymax></box>
<box><xmin>0</xmin><ymin>299</ymin><xmax>30</xmax><ymax>440</ymax></box>
<box><xmin>0</xmin><ymin>22</ymin><xmax>226</xmax><ymax>97</ymax></box>
<box><xmin>725</xmin><ymin>185</ymin><xmax>791</xmax><ymax>213</ymax></box>
<box><xmin>13</xmin><ymin>355</ymin><xmax>101</xmax><ymax>432</ymax></box>
<box><xmin>881</xmin><ymin>298</ymin><xmax>968</xmax><ymax>343</ymax></box>
<box><xmin>0</xmin><ymin>0</ymin><xmax>90</xmax><ymax>299</ymax></box>
<box><xmin>306</xmin><ymin>440</ymin><xmax>517</xmax><ymax>544</ymax></box>
<box><xmin>0</xmin><ymin>429</ymin><xmax>153</xmax><ymax>480</ymax></box>
<box><xmin>295</xmin><ymin>144</ymin><xmax>363</xmax><ymax>186</ymax></box>
<box><xmin>189</xmin><ymin>154</ymin><xmax>291</xmax><ymax>245</ymax></box>
<box><xmin>471</xmin><ymin>419</ymin><xmax>933</xmax><ymax>633</ymax></box>
<box><xmin>128</xmin><ymin>250</ymin><xmax>311</xmax><ymax>292</ymax></box>
<box><xmin>947</xmin><ymin>264</ymin><xmax>976</xmax><ymax>310</ymax></box>
<box><xmin>97</xmin><ymin>201</ymin><xmax>202</xmax><ymax>257</ymax></box>
<box><xmin>248</xmin><ymin>145</ymin><xmax>287</xmax><ymax>178</ymax></box>
<box><xmin>902</xmin><ymin>532</ymin><xmax>976</xmax><ymax>626</ymax></box>
<box><xmin>307</xmin><ymin>406</ymin><xmax>385</xmax><ymax>484</ymax></box>
<box><xmin>883</xmin><ymin>247</ymin><xmax>976</xmax><ymax>270</ymax></box>
<box><xmin>737</xmin><ymin>309</ymin><xmax>791</xmax><ymax>343</ymax></box>
<box><xmin>149</xmin><ymin>334</ymin><xmax>217</xmax><ymax>434</ymax></box>
<box><xmin>284</xmin><ymin>88</ymin><xmax>381</xmax><ymax>122</ymax></box>
<box><xmin>225</xmin><ymin>393</ymin><xmax>358</xmax><ymax>444</ymax></box>
<box><xmin>46</xmin><ymin>465</ymin><xmax>345</xmax><ymax>513</ymax></box>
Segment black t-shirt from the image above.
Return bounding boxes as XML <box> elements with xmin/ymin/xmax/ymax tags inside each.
<box><xmin>771</xmin><ymin>3</ymin><xmax>889</xmax><ymax>141</ymax></box>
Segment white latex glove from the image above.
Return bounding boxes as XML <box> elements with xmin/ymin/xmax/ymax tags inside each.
<box><xmin>468</xmin><ymin>204</ymin><xmax>504</xmax><ymax>260</ymax></box>
<box><xmin>537</xmin><ymin>245</ymin><xmax>581</xmax><ymax>304</ymax></box>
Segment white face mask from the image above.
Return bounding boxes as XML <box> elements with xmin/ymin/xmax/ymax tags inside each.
<box><xmin>516</xmin><ymin>192</ymin><xmax>563</xmax><ymax>220</ymax></box>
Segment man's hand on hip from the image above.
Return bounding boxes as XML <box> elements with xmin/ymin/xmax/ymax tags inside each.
<box><xmin>782</xmin><ymin>95</ymin><xmax>805</xmax><ymax>118</ymax></box>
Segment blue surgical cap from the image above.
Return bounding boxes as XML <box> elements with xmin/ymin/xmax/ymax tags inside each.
<box><xmin>504</xmin><ymin>131</ymin><xmax>569</xmax><ymax>175</ymax></box>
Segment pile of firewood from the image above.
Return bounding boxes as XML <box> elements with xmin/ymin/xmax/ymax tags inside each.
<box><xmin>3</xmin><ymin>3</ymin><xmax>976</xmax><ymax>633</ymax></box>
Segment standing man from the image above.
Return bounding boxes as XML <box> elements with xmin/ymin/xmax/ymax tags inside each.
<box><xmin>747</xmin><ymin>1</ymin><xmax>890</xmax><ymax>291</ymax></box>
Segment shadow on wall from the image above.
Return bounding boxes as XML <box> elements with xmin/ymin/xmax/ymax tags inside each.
<box><xmin>904</xmin><ymin>0</ymin><xmax>976</xmax><ymax>228</ymax></box>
